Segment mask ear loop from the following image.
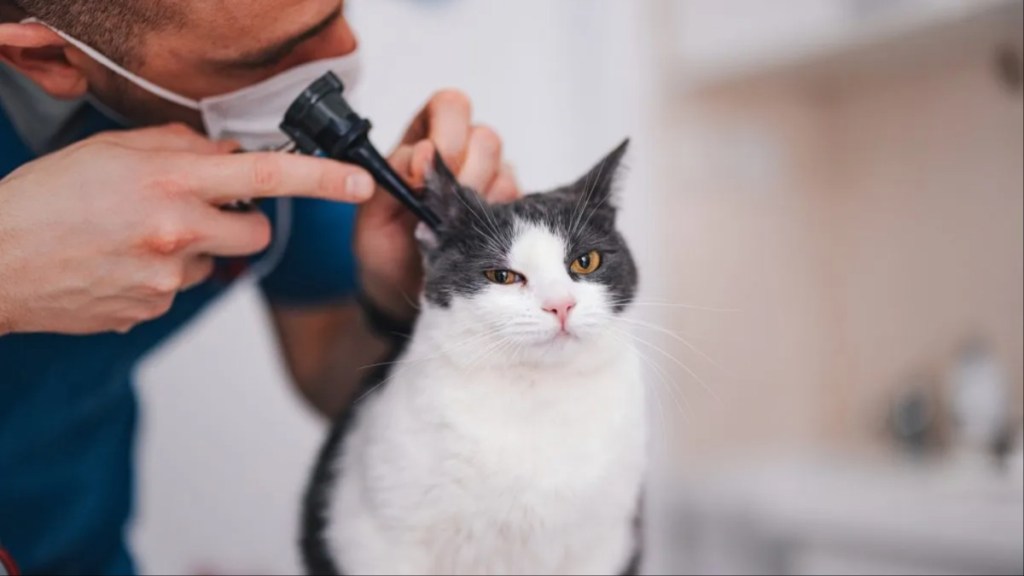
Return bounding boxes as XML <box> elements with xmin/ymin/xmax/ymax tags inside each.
<box><xmin>20</xmin><ymin>17</ymin><xmax>202</xmax><ymax>111</ymax></box>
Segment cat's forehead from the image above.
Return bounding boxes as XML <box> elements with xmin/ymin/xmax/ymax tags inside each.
<box><xmin>506</xmin><ymin>222</ymin><xmax>567</xmax><ymax>271</ymax></box>
<box><xmin>505</xmin><ymin>189</ymin><xmax>579</xmax><ymax>223</ymax></box>
<box><xmin>478</xmin><ymin>189</ymin><xmax>609</xmax><ymax>243</ymax></box>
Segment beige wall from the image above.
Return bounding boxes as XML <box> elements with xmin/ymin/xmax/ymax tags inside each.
<box><xmin>822</xmin><ymin>55</ymin><xmax>1024</xmax><ymax>447</ymax></box>
<box><xmin>648</xmin><ymin>19</ymin><xmax>1023</xmax><ymax>464</ymax></box>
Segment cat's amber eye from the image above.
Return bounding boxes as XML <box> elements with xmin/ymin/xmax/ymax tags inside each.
<box><xmin>570</xmin><ymin>250</ymin><xmax>602</xmax><ymax>275</ymax></box>
<box><xmin>484</xmin><ymin>269</ymin><xmax>524</xmax><ymax>285</ymax></box>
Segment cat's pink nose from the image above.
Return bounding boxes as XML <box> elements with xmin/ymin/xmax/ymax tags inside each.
<box><xmin>542</xmin><ymin>299</ymin><xmax>576</xmax><ymax>329</ymax></box>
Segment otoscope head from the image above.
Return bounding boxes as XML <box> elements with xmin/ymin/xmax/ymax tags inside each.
<box><xmin>280</xmin><ymin>72</ymin><xmax>369</xmax><ymax>157</ymax></box>
<box><xmin>280</xmin><ymin>72</ymin><xmax>442</xmax><ymax>231</ymax></box>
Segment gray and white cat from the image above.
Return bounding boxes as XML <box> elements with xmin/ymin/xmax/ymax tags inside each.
<box><xmin>302</xmin><ymin>141</ymin><xmax>646</xmax><ymax>575</ymax></box>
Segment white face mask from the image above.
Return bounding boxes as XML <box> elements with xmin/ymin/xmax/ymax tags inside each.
<box><xmin>23</xmin><ymin>17</ymin><xmax>362</xmax><ymax>150</ymax></box>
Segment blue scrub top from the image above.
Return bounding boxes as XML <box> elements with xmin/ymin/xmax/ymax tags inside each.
<box><xmin>0</xmin><ymin>98</ymin><xmax>360</xmax><ymax>574</ymax></box>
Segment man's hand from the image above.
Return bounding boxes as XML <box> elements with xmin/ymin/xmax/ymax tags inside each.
<box><xmin>0</xmin><ymin>124</ymin><xmax>376</xmax><ymax>335</ymax></box>
<box><xmin>354</xmin><ymin>90</ymin><xmax>520</xmax><ymax>320</ymax></box>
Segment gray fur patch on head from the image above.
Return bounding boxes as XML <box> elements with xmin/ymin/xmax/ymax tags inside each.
<box><xmin>418</xmin><ymin>140</ymin><xmax>637</xmax><ymax>311</ymax></box>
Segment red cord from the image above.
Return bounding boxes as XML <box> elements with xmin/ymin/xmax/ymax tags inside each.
<box><xmin>0</xmin><ymin>547</ymin><xmax>19</xmax><ymax>576</ymax></box>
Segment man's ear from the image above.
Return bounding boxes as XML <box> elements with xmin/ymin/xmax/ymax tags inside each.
<box><xmin>0</xmin><ymin>22</ymin><xmax>88</xmax><ymax>99</ymax></box>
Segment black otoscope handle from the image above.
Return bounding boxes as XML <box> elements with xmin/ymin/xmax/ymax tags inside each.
<box><xmin>342</xmin><ymin>138</ymin><xmax>442</xmax><ymax>230</ymax></box>
<box><xmin>280</xmin><ymin>72</ymin><xmax>442</xmax><ymax>231</ymax></box>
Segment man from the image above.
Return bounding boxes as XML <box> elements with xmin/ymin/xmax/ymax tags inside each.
<box><xmin>0</xmin><ymin>1</ymin><xmax>518</xmax><ymax>573</ymax></box>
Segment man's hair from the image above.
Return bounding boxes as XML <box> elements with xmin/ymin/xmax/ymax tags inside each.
<box><xmin>1</xmin><ymin>0</ymin><xmax>182</xmax><ymax>66</ymax></box>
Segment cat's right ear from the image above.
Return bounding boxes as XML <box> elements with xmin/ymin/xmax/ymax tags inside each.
<box><xmin>417</xmin><ymin>153</ymin><xmax>475</xmax><ymax>250</ymax></box>
<box><xmin>421</xmin><ymin>152</ymin><xmax>463</xmax><ymax>221</ymax></box>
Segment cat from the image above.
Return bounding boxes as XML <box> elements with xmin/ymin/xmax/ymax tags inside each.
<box><xmin>301</xmin><ymin>140</ymin><xmax>646</xmax><ymax>576</ymax></box>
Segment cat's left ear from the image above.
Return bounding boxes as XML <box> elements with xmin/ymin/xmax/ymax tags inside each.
<box><xmin>570</xmin><ymin>138</ymin><xmax>629</xmax><ymax>209</ymax></box>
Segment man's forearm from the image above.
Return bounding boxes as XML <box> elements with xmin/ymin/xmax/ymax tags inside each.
<box><xmin>270</xmin><ymin>301</ymin><xmax>402</xmax><ymax>419</ymax></box>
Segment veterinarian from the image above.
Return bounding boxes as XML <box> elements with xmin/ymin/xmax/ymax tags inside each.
<box><xmin>0</xmin><ymin>1</ymin><xmax>519</xmax><ymax>573</ymax></box>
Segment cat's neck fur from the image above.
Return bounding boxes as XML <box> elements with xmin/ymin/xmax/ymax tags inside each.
<box><xmin>395</xmin><ymin>302</ymin><xmax>642</xmax><ymax>445</ymax></box>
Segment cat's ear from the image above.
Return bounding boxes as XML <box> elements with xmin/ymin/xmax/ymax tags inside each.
<box><xmin>417</xmin><ymin>153</ymin><xmax>477</xmax><ymax>250</ymax></box>
<box><xmin>569</xmin><ymin>138</ymin><xmax>629</xmax><ymax>209</ymax></box>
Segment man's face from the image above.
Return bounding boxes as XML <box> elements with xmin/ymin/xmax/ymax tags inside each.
<box><xmin>83</xmin><ymin>0</ymin><xmax>355</xmax><ymax>129</ymax></box>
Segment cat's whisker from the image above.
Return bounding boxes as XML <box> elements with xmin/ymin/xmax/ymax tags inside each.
<box><xmin>463</xmin><ymin>339</ymin><xmax>503</xmax><ymax>370</ymax></box>
<box><xmin>607</xmin><ymin>315</ymin><xmax>723</xmax><ymax>371</ymax></box>
<box><xmin>607</xmin><ymin>299</ymin><xmax>740</xmax><ymax>313</ymax></box>
<box><xmin>357</xmin><ymin>358</ymin><xmax>407</xmax><ymax>371</ymax></box>
<box><xmin>646</xmin><ymin>377</ymin><xmax>671</xmax><ymax>445</ymax></box>
<box><xmin>574</xmin><ymin>187</ymin><xmax>615</xmax><ymax>238</ymax></box>
<box><xmin>646</xmin><ymin>375</ymin><xmax>688</xmax><ymax>445</ymax></box>
<box><xmin>361</xmin><ymin>328</ymin><xmax>510</xmax><ymax>379</ymax></box>
<box><xmin>607</xmin><ymin>330</ymin><xmax>674</xmax><ymax>443</ymax></box>
<box><xmin>609</xmin><ymin>328</ymin><xmax>692</xmax><ymax>421</ymax></box>
<box><xmin>639</xmin><ymin>349</ymin><xmax>693</xmax><ymax>420</ymax></box>
<box><xmin>449</xmin><ymin>190</ymin><xmax>505</xmax><ymax>254</ymax></box>
<box><xmin>570</xmin><ymin>152</ymin><xmax>612</xmax><ymax>239</ymax></box>
<box><xmin>399</xmin><ymin>291</ymin><xmax>422</xmax><ymax>313</ymax></box>
<box><xmin>363</xmin><ymin>330</ymin><xmax>480</xmax><ymax>368</ymax></box>
<box><xmin>358</xmin><ymin>322</ymin><xmax>517</xmax><ymax>372</ymax></box>
<box><xmin>465</xmin><ymin>337</ymin><xmax>517</xmax><ymax>372</ymax></box>
<box><xmin>572</xmin><ymin>178</ymin><xmax>599</xmax><ymax>239</ymax></box>
<box><xmin>511</xmin><ymin>340</ymin><xmax>526</xmax><ymax>364</ymax></box>
<box><xmin>463</xmin><ymin>331</ymin><xmax>517</xmax><ymax>370</ymax></box>
<box><xmin>570</xmin><ymin>168</ymin><xmax>596</xmax><ymax>239</ymax></box>
<box><xmin>467</xmin><ymin>219</ymin><xmax>506</xmax><ymax>255</ymax></box>
<box><xmin>467</xmin><ymin>187</ymin><xmax>508</xmax><ymax>247</ymax></box>
<box><xmin>351</xmin><ymin>368</ymin><xmax>402</xmax><ymax>406</ymax></box>
<box><xmin>608</xmin><ymin>324</ymin><xmax>721</xmax><ymax>403</ymax></box>
<box><xmin>568</xmin><ymin>167</ymin><xmax>594</xmax><ymax>240</ymax></box>
<box><xmin>453</xmin><ymin>188</ymin><xmax>508</xmax><ymax>253</ymax></box>
<box><xmin>426</xmin><ymin>326</ymin><xmax>516</xmax><ymax>362</ymax></box>
<box><xmin>626</xmin><ymin>344</ymin><xmax>675</xmax><ymax>438</ymax></box>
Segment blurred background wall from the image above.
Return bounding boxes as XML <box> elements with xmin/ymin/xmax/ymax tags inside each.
<box><xmin>648</xmin><ymin>0</ymin><xmax>1024</xmax><ymax>460</ymax></box>
<box><xmin>131</xmin><ymin>1</ymin><xmax>1023</xmax><ymax>574</ymax></box>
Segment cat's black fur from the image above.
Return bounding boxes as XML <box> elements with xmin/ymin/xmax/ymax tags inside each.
<box><xmin>300</xmin><ymin>140</ymin><xmax>641</xmax><ymax>576</ymax></box>
<box><xmin>301</xmin><ymin>349</ymin><xmax>402</xmax><ymax>576</ymax></box>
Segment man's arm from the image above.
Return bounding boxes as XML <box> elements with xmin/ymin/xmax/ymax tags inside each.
<box><xmin>270</xmin><ymin>303</ymin><xmax>393</xmax><ymax>419</ymax></box>
<box><xmin>268</xmin><ymin>90</ymin><xmax>519</xmax><ymax>418</ymax></box>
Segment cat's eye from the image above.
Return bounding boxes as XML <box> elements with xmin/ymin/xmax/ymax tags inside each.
<box><xmin>570</xmin><ymin>250</ymin><xmax>602</xmax><ymax>275</ymax></box>
<box><xmin>484</xmin><ymin>269</ymin><xmax>524</xmax><ymax>285</ymax></box>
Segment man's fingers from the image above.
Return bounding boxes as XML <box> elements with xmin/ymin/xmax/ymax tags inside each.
<box><xmin>181</xmin><ymin>255</ymin><xmax>215</xmax><ymax>290</ymax></box>
<box><xmin>191</xmin><ymin>209</ymin><xmax>273</xmax><ymax>257</ymax></box>
<box><xmin>458</xmin><ymin>125</ymin><xmax>502</xmax><ymax>192</ymax></box>
<box><xmin>94</xmin><ymin>123</ymin><xmax>225</xmax><ymax>154</ymax></box>
<box><xmin>175</xmin><ymin>152</ymin><xmax>376</xmax><ymax>204</ymax></box>
<box><xmin>485</xmin><ymin>163</ymin><xmax>521</xmax><ymax>204</ymax></box>
<box><xmin>215</xmin><ymin>139</ymin><xmax>243</xmax><ymax>153</ymax></box>
<box><xmin>389</xmin><ymin>144</ymin><xmax>416</xmax><ymax>182</ymax></box>
<box><xmin>403</xmin><ymin>90</ymin><xmax>472</xmax><ymax>171</ymax></box>
<box><xmin>426</xmin><ymin>90</ymin><xmax>472</xmax><ymax>170</ymax></box>
<box><xmin>409</xmin><ymin>140</ymin><xmax>436</xmax><ymax>185</ymax></box>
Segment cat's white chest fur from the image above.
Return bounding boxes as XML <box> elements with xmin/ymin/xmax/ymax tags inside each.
<box><xmin>326</xmin><ymin>321</ymin><xmax>647</xmax><ymax>575</ymax></box>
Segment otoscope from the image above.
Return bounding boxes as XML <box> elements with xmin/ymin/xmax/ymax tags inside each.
<box><xmin>279</xmin><ymin>72</ymin><xmax>442</xmax><ymax>231</ymax></box>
